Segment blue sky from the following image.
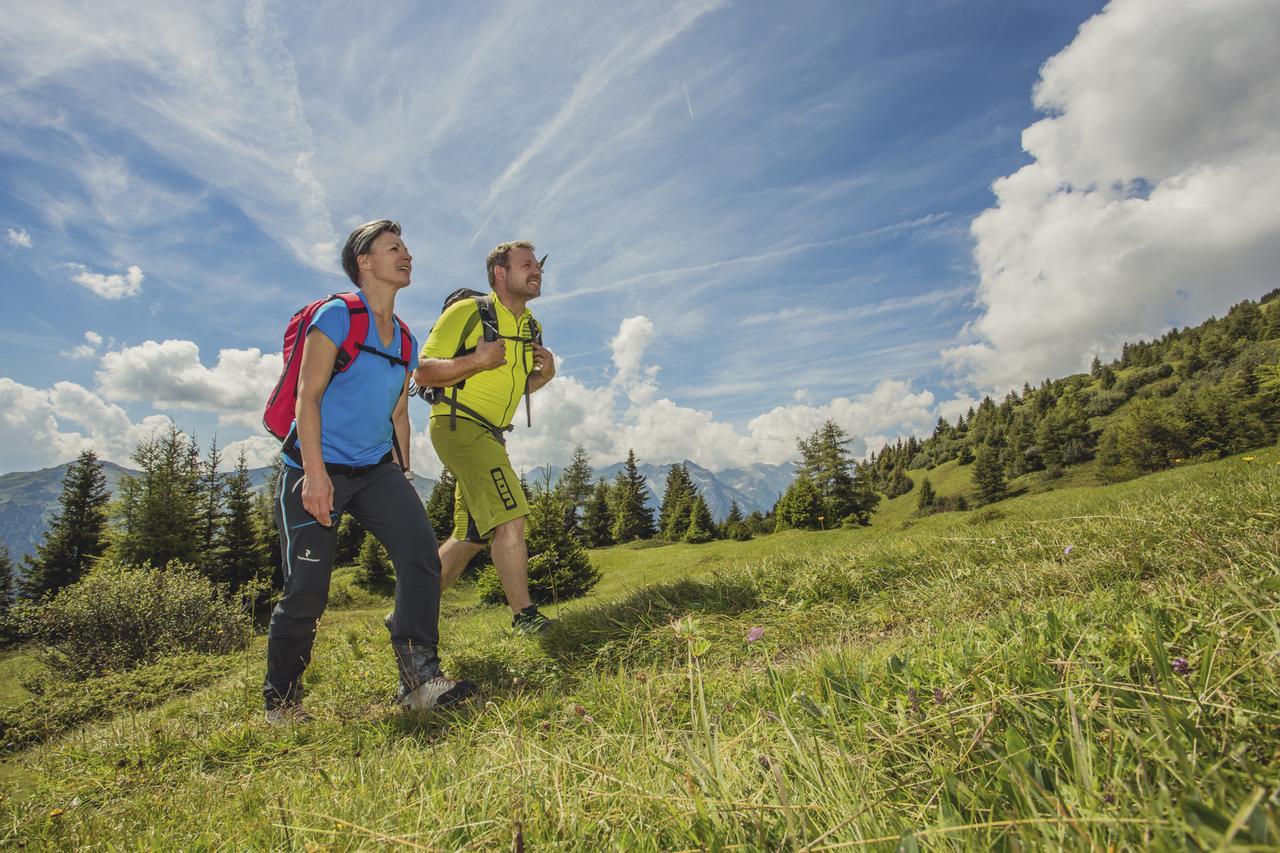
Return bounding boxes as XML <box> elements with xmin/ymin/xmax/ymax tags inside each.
<box><xmin>2</xmin><ymin>0</ymin><xmax>1277</xmax><ymax>476</ymax></box>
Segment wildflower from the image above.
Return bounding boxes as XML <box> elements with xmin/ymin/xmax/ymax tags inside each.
<box><xmin>1103</xmin><ymin>793</ymin><xmax>1115</xmax><ymax>805</ymax></box>
<box><xmin>1063</xmin><ymin>545</ymin><xmax>1073</xmax><ymax>556</ymax></box>
<box><xmin>747</xmin><ymin>626</ymin><xmax>765</xmax><ymax>643</ymax></box>
<box><xmin>1173</xmin><ymin>458</ymin><xmax>1184</xmax><ymax>464</ymax></box>
<box><xmin>573</xmin><ymin>704</ymin><xmax>588</xmax><ymax>716</ymax></box>
<box><xmin>1172</xmin><ymin>657</ymin><xmax>1190</xmax><ymax>675</ymax></box>
<box><xmin>907</xmin><ymin>687</ymin><xmax>921</xmax><ymax>716</ymax></box>
<box><xmin>512</xmin><ymin>677</ymin><xmax>525</xmax><ymax>688</ymax></box>
<box><xmin>1242</xmin><ymin>456</ymin><xmax>1256</xmax><ymax>463</ymax></box>
<box><xmin>582</xmin><ymin>714</ymin><xmax>595</xmax><ymax>724</ymax></box>
<box><xmin>49</xmin><ymin>808</ymin><xmax>64</xmax><ymax>818</ymax></box>
<box><xmin>934</xmin><ymin>688</ymin><xmax>946</xmax><ymax>705</ymax></box>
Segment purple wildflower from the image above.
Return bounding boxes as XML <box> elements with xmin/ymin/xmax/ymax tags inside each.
<box><xmin>1063</xmin><ymin>545</ymin><xmax>1073</xmax><ymax>556</ymax></box>
<box><xmin>1172</xmin><ymin>657</ymin><xmax>1190</xmax><ymax>675</ymax></box>
<box><xmin>907</xmin><ymin>687</ymin><xmax>921</xmax><ymax>716</ymax></box>
<box><xmin>934</xmin><ymin>688</ymin><xmax>946</xmax><ymax>705</ymax></box>
<box><xmin>747</xmin><ymin>626</ymin><xmax>765</xmax><ymax>643</ymax></box>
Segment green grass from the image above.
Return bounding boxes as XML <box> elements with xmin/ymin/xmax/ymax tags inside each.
<box><xmin>2</xmin><ymin>449</ymin><xmax>1278</xmax><ymax>849</ymax></box>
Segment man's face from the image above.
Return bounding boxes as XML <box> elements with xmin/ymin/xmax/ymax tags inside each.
<box><xmin>500</xmin><ymin>247</ymin><xmax>542</xmax><ymax>300</ymax></box>
<box><xmin>360</xmin><ymin>230</ymin><xmax>412</xmax><ymax>288</ymax></box>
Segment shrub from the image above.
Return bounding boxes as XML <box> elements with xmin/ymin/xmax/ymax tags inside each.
<box><xmin>13</xmin><ymin>559</ymin><xmax>249</xmax><ymax>681</ymax></box>
<box><xmin>1084</xmin><ymin>389</ymin><xmax>1127</xmax><ymax>417</ymax></box>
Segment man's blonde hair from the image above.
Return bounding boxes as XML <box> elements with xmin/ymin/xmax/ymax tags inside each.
<box><xmin>486</xmin><ymin>240</ymin><xmax>536</xmax><ymax>290</ymax></box>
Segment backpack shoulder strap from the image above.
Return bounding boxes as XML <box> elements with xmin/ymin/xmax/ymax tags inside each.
<box><xmin>394</xmin><ymin>314</ymin><xmax>413</xmax><ymax>371</ymax></box>
<box><xmin>474</xmin><ymin>294</ymin><xmax>500</xmax><ymax>343</ymax></box>
<box><xmin>333</xmin><ymin>292</ymin><xmax>368</xmax><ymax>374</ymax></box>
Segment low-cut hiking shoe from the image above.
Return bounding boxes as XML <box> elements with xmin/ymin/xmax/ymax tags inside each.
<box><xmin>512</xmin><ymin>605</ymin><xmax>555</xmax><ymax>636</ymax></box>
<box><xmin>399</xmin><ymin>676</ymin><xmax>479</xmax><ymax>711</ymax></box>
<box><xmin>264</xmin><ymin>702</ymin><xmax>312</xmax><ymax>726</ymax></box>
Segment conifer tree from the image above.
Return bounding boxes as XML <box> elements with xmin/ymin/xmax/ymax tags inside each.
<box><xmin>479</xmin><ymin>489</ymin><xmax>601</xmax><ymax>604</ymax></box>
<box><xmin>610</xmin><ymin>449</ymin><xmax>655</xmax><ymax>542</ymax></box>
<box><xmin>916</xmin><ymin>477</ymin><xmax>936</xmax><ymax>512</ymax></box>
<box><xmin>333</xmin><ymin>515</ymin><xmax>366</xmax><ymax>565</ymax></box>
<box><xmin>973</xmin><ymin>443</ymin><xmax>1007</xmax><ymax>505</ymax></box>
<box><xmin>113</xmin><ymin>425</ymin><xmax>203</xmax><ymax>568</ymax></box>
<box><xmin>775</xmin><ymin>473</ymin><xmax>823</xmax><ymax>530</ymax></box>
<box><xmin>0</xmin><ymin>542</ymin><xmax>14</xmax><ymax>621</ymax></box>
<box><xmin>21</xmin><ymin>449</ymin><xmax>110</xmax><ymax>597</ymax></box>
<box><xmin>556</xmin><ymin>444</ymin><xmax>594</xmax><ymax>537</ymax></box>
<box><xmin>216</xmin><ymin>449</ymin><xmax>262</xmax><ymax>590</ymax></box>
<box><xmin>580</xmin><ymin>479</ymin><xmax>614</xmax><ymax>548</ymax></box>
<box><xmin>684</xmin><ymin>492</ymin><xmax>716</xmax><ymax>543</ymax></box>
<box><xmin>355</xmin><ymin>535</ymin><xmax>393</xmax><ymax>589</ymax></box>
<box><xmin>196</xmin><ymin>438</ymin><xmax>225</xmax><ymax>570</ymax></box>
<box><xmin>658</xmin><ymin>463</ymin><xmax>695</xmax><ymax>540</ymax></box>
<box><xmin>425</xmin><ymin>468</ymin><xmax>457</xmax><ymax>544</ymax></box>
<box><xmin>253</xmin><ymin>458</ymin><xmax>284</xmax><ymax>588</ymax></box>
<box><xmin>722</xmin><ymin>501</ymin><xmax>751</xmax><ymax>540</ymax></box>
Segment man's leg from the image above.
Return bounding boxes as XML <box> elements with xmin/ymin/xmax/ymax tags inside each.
<box><xmin>263</xmin><ymin>465</ymin><xmax>342</xmax><ymax>710</ymax></box>
<box><xmin>490</xmin><ymin>516</ymin><xmax>532</xmax><ymax>614</ymax></box>
<box><xmin>439</xmin><ymin>536</ymin><xmax>484</xmax><ymax>590</ymax></box>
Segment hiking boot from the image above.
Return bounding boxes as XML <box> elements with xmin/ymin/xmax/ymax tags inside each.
<box><xmin>264</xmin><ymin>702</ymin><xmax>312</xmax><ymax>726</ymax></box>
<box><xmin>512</xmin><ymin>605</ymin><xmax>555</xmax><ymax>636</ymax></box>
<box><xmin>399</xmin><ymin>675</ymin><xmax>479</xmax><ymax>710</ymax></box>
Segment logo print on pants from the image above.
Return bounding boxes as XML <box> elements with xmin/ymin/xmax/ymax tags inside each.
<box><xmin>491</xmin><ymin>468</ymin><xmax>517</xmax><ymax>510</ymax></box>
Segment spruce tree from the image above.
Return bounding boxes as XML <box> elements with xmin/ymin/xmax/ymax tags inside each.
<box><xmin>21</xmin><ymin>449</ymin><xmax>110</xmax><ymax>597</ymax></box>
<box><xmin>425</xmin><ymin>469</ymin><xmax>457</xmax><ymax>544</ymax></box>
<box><xmin>658</xmin><ymin>463</ymin><xmax>695</xmax><ymax>540</ymax></box>
<box><xmin>722</xmin><ymin>501</ymin><xmax>751</xmax><ymax>540</ymax></box>
<box><xmin>216</xmin><ymin>449</ymin><xmax>262</xmax><ymax>590</ymax></box>
<box><xmin>0</xmin><ymin>542</ymin><xmax>14</xmax><ymax>621</ymax></box>
<box><xmin>196</xmin><ymin>438</ymin><xmax>225</xmax><ymax>571</ymax></box>
<box><xmin>581</xmin><ymin>479</ymin><xmax>614</xmax><ymax>548</ymax></box>
<box><xmin>609</xmin><ymin>449</ymin><xmax>655</xmax><ymax>542</ymax></box>
<box><xmin>973</xmin><ymin>443</ymin><xmax>1007</xmax><ymax>505</ymax></box>
<box><xmin>356</xmin><ymin>535</ymin><xmax>393</xmax><ymax>589</ymax></box>
<box><xmin>916</xmin><ymin>477</ymin><xmax>936</xmax><ymax>512</ymax></box>
<box><xmin>113</xmin><ymin>425</ymin><xmax>203</xmax><ymax>568</ymax></box>
<box><xmin>479</xmin><ymin>489</ymin><xmax>601</xmax><ymax>604</ymax></box>
<box><xmin>796</xmin><ymin>421</ymin><xmax>878</xmax><ymax>525</ymax></box>
<box><xmin>684</xmin><ymin>492</ymin><xmax>716</xmax><ymax>543</ymax></box>
<box><xmin>334</xmin><ymin>515</ymin><xmax>367</xmax><ymax>565</ymax></box>
<box><xmin>556</xmin><ymin>445</ymin><xmax>594</xmax><ymax>537</ymax></box>
<box><xmin>775</xmin><ymin>473</ymin><xmax>823</xmax><ymax>530</ymax></box>
<box><xmin>254</xmin><ymin>458</ymin><xmax>284</xmax><ymax>589</ymax></box>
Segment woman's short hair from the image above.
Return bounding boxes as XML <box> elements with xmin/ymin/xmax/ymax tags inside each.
<box><xmin>341</xmin><ymin>220</ymin><xmax>402</xmax><ymax>286</ymax></box>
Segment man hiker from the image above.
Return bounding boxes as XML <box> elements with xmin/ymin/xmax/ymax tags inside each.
<box><xmin>262</xmin><ymin>219</ymin><xmax>476</xmax><ymax>723</ymax></box>
<box><xmin>414</xmin><ymin>240</ymin><xmax>558</xmax><ymax>634</ymax></box>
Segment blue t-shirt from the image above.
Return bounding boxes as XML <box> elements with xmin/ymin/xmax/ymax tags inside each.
<box><xmin>282</xmin><ymin>292</ymin><xmax>419</xmax><ymax>468</ymax></box>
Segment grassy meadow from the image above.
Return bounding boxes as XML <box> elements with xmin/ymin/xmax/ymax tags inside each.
<box><xmin>1</xmin><ymin>448</ymin><xmax>1278</xmax><ymax>849</ymax></box>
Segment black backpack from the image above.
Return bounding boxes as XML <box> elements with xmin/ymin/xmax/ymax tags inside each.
<box><xmin>413</xmin><ymin>289</ymin><xmax>542</xmax><ymax>433</ymax></box>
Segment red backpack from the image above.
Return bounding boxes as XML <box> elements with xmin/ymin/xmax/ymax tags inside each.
<box><xmin>263</xmin><ymin>292</ymin><xmax>413</xmax><ymax>441</ymax></box>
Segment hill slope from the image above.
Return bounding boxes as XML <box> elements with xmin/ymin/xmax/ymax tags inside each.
<box><xmin>2</xmin><ymin>449</ymin><xmax>1277</xmax><ymax>849</ymax></box>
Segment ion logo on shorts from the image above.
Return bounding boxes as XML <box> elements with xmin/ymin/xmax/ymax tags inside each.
<box><xmin>491</xmin><ymin>467</ymin><xmax>518</xmax><ymax>510</ymax></box>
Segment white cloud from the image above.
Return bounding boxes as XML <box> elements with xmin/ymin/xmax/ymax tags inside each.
<box><xmin>485</xmin><ymin>318</ymin><xmax>943</xmax><ymax>478</ymax></box>
<box><xmin>68</xmin><ymin>263</ymin><xmax>144</xmax><ymax>299</ymax></box>
<box><xmin>61</xmin><ymin>330</ymin><xmax>104</xmax><ymax>360</ymax></box>
<box><xmin>947</xmin><ymin>0</ymin><xmax>1280</xmax><ymax>390</ymax></box>
<box><xmin>0</xmin><ymin>378</ymin><xmax>174</xmax><ymax>471</ymax></box>
<box><xmin>610</xmin><ymin>315</ymin><xmax>659</xmax><ymax>404</ymax></box>
<box><xmin>222</xmin><ymin>434</ymin><xmax>283</xmax><ymax>470</ymax></box>
<box><xmin>96</xmin><ymin>340</ymin><xmax>279</xmax><ymax>425</ymax></box>
<box><xmin>6</xmin><ymin>228</ymin><xmax>31</xmax><ymax>248</ymax></box>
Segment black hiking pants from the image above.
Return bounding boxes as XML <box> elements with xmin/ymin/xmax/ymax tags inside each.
<box><xmin>263</xmin><ymin>461</ymin><xmax>440</xmax><ymax>709</ymax></box>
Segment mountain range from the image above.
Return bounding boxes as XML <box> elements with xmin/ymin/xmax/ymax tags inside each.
<box><xmin>0</xmin><ymin>458</ymin><xmax>794</xmax><ymax>566</ymax></box>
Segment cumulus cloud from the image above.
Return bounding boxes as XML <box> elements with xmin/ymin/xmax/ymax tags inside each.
<box><xmin>6</xmin><ymin>228</ymin><xmax>31</xmax><ymax>248</ymax></box>
<box><xmin>68</xmin><ymin>263</ymin><xmax>144</xmax><ymax>299</ymax></box>
<box><xmin>946</xmin><ymin>0</ymin><xmax>1280</xmax><ymax>391</ymax></box>
<box><xmin>222</xmin><ymin>434</ymin><xmax>284</xmax><ymax>470</ymax></box>
<box><xmin>488</xmin><ymin>316</ymin><xmax>943</xmax><ymax>477</ymax></box>
<box><xmin>0</xmin><ymin>378</ymin><xmax>174</xmax><ymax>471</ymax></box>
<box><xmin>62</xmin><ymin>330</ymin><xmax>105</xmax><ymax>360</ymax></box>
<box><xmin>96</xmin><ymin>340</ymin><xmax>279</xmax><ymax>426</ymax></box>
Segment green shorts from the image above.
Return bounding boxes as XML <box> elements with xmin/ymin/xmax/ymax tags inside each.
<box><xmin>429</xmin><ymin>416</ymin><xmax>529</xmax><ymax>543</ymax></box>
